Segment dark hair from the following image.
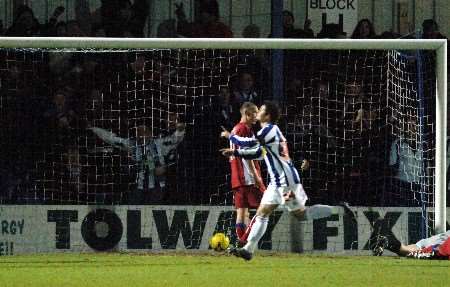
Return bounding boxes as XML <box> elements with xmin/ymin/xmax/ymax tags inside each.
<box><xmin>10</xmin><ymin>5</ymin><xmax>38</xmax><ymax>32</ymax></box>
<box><xmin>422</xmin><ymin>19</ymin><xmax>438</xmax><ymax>32</ymax></box>
<box><xmin>14</xmin><ymin>5</ymin><xmax>35</xmax><ymax>21</ymax></box>
<box><xmin>351</xmin><ymin>19</ymin><xmax>376</xmax><ymax>39</ymax></box>
<box><xmin>282</xmin><ymin>10</ymin><xmax>294</xmax><ymax>20</ymax></box>
<box><xmin>200</xmin><ymin>0</ymin><xmax>219</xmax><ymax>18</ymax></box>
<box><xmin>263</xmin><ymin>101</ymin><xmax>280</xmax><ymax>123</ymax></box>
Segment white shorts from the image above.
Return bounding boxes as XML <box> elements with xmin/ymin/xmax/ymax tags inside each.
<box><xmin>260</xmin><ymin>183</ymin><xmax>308</xmax><ymax>212</ymax></box>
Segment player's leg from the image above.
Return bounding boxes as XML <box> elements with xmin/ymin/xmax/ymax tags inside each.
<box><xmin>233</xmin><ymin>187</ymin><xmax>248</xmax><ymax>242</ymax></box>
<box><xmin>238</xmin><ymin>185</ymin><xmax>263</xmax><ymax>245</ymax></box>
<box><xmin>370</xmin><ymin>230</ymin><xmax>403</xmax><ymax>256</ymax></box>
<box><xmin>128</xmin><ymin>171</ymin><xmax>145</xmax><ymax>204</ymax></box>
<box><xmin>230</xmin><ymin>185</ymin><xmax>281</xmax><ymax>260</ymax></box>
<box><xmin>285</xmin><ymin>184</ymin><xmax>338</xmax><ymax>220</ymax></box>
<box><xmin>240</xmin><ymin>203</ymin><xmax>278</xmax><ymax>255</ymax></box>
<box><xmin>398</xmin><ymin>244</ymin><xmax>420</xmax><ymax>256</ymax></box>
<box><xmin>244</xmin><ymin>209</ymin><xmax>250</xmax><ymax>225</ymax></box>
<box><xmin>235</xmin><ymin>207</ymin><xmax>248</xmax><ymax>241</ymax></box>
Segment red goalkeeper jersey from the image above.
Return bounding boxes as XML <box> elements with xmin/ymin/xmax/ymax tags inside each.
<box><xmin>419</xmin><ymin>237</ymin><xmax>450</xmax><ymax>260</ymax></box>
<box><xmin>229</xmin><ymin>122</ymin><xmax>263</xmax><ymax>190</ymax></box>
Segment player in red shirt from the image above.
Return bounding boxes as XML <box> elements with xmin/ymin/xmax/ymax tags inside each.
<box><xmin>228</xmin><ymin>102</ymin><xmax>265</xmax><ymax>245</ymax></box>
<box><xmin>372</xmin><ymin>230</ymin><xmax>450</xmax><ymax>259</ymax></box>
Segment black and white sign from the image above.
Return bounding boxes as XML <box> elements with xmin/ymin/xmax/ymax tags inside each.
<box><xmin>0</xmin><ymin>205</ymin><xmax>449</xmax><ymax>255</ymax></box>
<box><xmin>308</xmin><ymin>0</ymin><xmax>358</xmax><ymax>37</ymax></box>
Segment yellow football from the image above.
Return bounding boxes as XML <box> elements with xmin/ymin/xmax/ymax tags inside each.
<box><xmin>209</xmin><ymin>233</ymin><xmax>230</xmax><ymax>251</ymax></box>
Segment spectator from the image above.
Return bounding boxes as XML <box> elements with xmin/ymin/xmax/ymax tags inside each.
<box><xmin>89</xmin><ymin>122</ymin><xmax>185</xmax><ymax>204</ymax></box>
<box><xmin>214</xmin><ymin>86</ymin><xmax>237</xmax><ymax>130</ymax></box>
<box><xmin>130</xmin><ymin>54</ymin><xmax>147</xmax><ymax>75</ymax></box>
<box><xmin>303</xmin><ymin>19</ymin><xmax>314</xmax><ymax>38</ymax></box>
<box><xmin>232</xmin><ymin>71</ymin><xmax>258</xmax><ymax>105</ymax></box>
<box><xmin>351</xmin><ymin>19</ymin><xmax>377</xmax><ymax>39</ymax></box>
<box><xmin>157</xmin><ymin>19</ymin><xmax>178</xmax><ymax>38</ymax></box>
<box><xmin>352</xmin><ymin>95</ymin><xmax>378</xmax><ymax>131</ymax></box>
<box><xmin>388</xmin><ymin>117</ymin><xmax>424</xmax><ymax>206</ymax></box>
<box><xmin>55</xmin><ymin>21</ymin><xmax>68</xmax><ymax>37</ymax></box>
<box><xmin>422</xmin><ymin>19</ymin><xmax>447</xmax><ymax>39</ymax></box>
<box><xmin>5</xmin><ymin>5</ymin><xmax>41</xmax><ymax>36</ymax></box>
<box><xmin>288</xmin><ymin>103</ymin><xmax>336</xmax><ymax>202</ymax></box>
<box><xmin>75</xmin><ymin>0</ymin><xmax>95</xmax><ymax>35</ymax></box>
<box><xmin>44</xmin><ymin>90</ymin><xmax>77</xmax><ymax>132</ymax></box>
<box><xmin>175</xmin><ymin>0</ymin><xmax>233</xmax><ymax>38</ymax></box>
<box><xmin>242</xmin><ymin>24</ymin><xmax>260</xmax><ymax>38</ymax></box>
<box><xmin>273</xmin><ymin>10</ymin><xmax>313</xmax><ymax>38</ymax></box>
<box><xmin>66</xmin><ymin>20</ymin><xmax>86</xmax><ymax>37</ymax></box>
<box><xmin>42</xmin><ymin>6</ymin><xmax>65</xmax><ymax>36</ymax></box>
<box><xmin>76</xmin><ymin>0</ymin><xmax>149</xmax><ymax>37</ymax></box>
<box><xmin>49</xmin><ymin>50</ymin><xmax>74</xmax><ymax>76</ymax></box>
<box><xmin>115</xmin><ymin>0</ymin><xmax>150</xmax><ymax>37</ymax></box>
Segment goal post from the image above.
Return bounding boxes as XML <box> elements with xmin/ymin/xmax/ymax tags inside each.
<box><xmin>0</xmin><ymin>37</ymin><xmax>447</xmax><ymax>254</ymax></box>
<box><xmin>435</xmin><ymin>42</ymin><xmax>447</xmax><ymax>234</ymax></box>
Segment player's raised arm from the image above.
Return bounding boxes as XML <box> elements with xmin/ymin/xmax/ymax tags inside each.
<box><xmin>230</xmin><ymin>134</ymin><xmax>259</xmax><ymax>147</ymax></box>
<box><xmin>88</xmin><ymin>127</ymin><xmax>132</xmax><ymax>151</ymax></box>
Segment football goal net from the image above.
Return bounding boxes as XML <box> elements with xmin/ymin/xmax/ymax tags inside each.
<box><xmin>0</xmin><ymin>37</ymin><xmax>446</xmax><ymax>254</ymax></box>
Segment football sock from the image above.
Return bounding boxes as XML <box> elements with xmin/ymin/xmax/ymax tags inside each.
<box><xmin>240</xmin><ymin>215</ymin><xmax>257</xmax><ymax>244</ymax></box>
<box><xmin>243</xmin><ymin>215</ymin><xmax>268</xmax><ymax>254</ymax></box>
<box><xmin>235</xmin><ymin>223</ymin><xmax>246</xmax><ymax>241</ymax></box>
<box><xmin>305</xmin><ymin>205</ymin><xmax>336</xmax><ymax>220</ymax></box>
<box><xmin>386</xmin><ymin>235</ymin><xmax>401</xmax><ymax>254</ymax></box>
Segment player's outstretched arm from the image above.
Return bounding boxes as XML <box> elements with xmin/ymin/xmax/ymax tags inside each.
<box><xmin>88</xmin><ymin>127</ymin><xmax>132</xmax><ymax>151</ymax></box>
<box><xmin>220</xmin><ymin>126</ymin><xmax>258</xmax><ymax>147</ymax></box>
<box><xmin>220</xmin><ymin>145</ymin><xmax>265</xmax><ymax>160</ymax></box>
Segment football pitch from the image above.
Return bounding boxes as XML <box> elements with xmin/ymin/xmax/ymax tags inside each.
<box><xmin>0</xmin><ymin>253</ymin><xmax>449</xmax><ymax>287</ymax></box>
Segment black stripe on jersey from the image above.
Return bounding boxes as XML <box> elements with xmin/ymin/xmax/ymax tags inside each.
<box><xmin>265</xmin><ymin>136</ymin><xmax>276</xmax><ymax>145</ymax></box>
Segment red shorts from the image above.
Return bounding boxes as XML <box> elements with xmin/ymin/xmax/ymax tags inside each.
<box><xmin>233</xmin><ymin>185</ymin><xmax>263</xmax><ymax>209</ymax></box>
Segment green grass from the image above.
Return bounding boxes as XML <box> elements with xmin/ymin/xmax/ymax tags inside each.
<box><xmin>0</xmin><ymin>252</ymin><xmax>449</xmax><ymax>287</ymax></box>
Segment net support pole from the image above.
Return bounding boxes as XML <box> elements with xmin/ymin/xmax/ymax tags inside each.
<box><xmin>435</xmin><ymin>41</ymin><xmax>447</xmax><ymax>234</ymax></box>
<box><xmin>415</xmin><ymin>45</ymin><xmax>428</xmax><ymax>239</ymax></box>
<box><xmin>271</xmin><ymin>0</ymin><xmax>284</xmax><ymax>102</ymax></box>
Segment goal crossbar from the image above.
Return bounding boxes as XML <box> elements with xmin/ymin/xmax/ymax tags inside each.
<box><xmin>0</xmin><ymin>37</ymin><xmax>446</xmax><ymax>50</ymax></box>
<box><xmin>0</xmin><ymin>37</ymin><xmax>446</xmax><ymax>233</ymax></box>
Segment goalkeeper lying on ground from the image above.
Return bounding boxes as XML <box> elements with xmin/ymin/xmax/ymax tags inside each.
<box><xmin>372</xmin><ymin>230</ymin><xmax>450</xmax><ymax>259</ymax></box>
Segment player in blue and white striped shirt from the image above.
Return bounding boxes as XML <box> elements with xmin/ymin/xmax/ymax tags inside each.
<box><xmin>89</xmin><ymin>121</ymin><xmax>185</xmax><ymax>204</ymax></box>
<box><xmin>221</xmin><ymin>101</ymin><xmax>352</xmax><ymax>260</ymax></box>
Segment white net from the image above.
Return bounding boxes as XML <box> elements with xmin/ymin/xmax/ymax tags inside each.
<box><xmin>0</xmin><ymin>45</ymin><xmax>440</xmax><ymax>253</ymax></box>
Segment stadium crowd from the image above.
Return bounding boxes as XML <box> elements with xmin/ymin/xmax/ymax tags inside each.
<box><xmin>0</xmin><ymin>0</ymin><xmax>448</xmax><ymax>207</ymax></box>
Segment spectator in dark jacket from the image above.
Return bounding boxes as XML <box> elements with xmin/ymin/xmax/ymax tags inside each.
<box><xmin>175</xmin><ymin>0</ymin><xmax>233</xmax><ymax>38</ymax></box>
<box><xmin>422</xmin><ymin>19</ymin><xmax>447</xmax><ymax>39</ymax></box>
<box><xmin>271</xmin><ymin>10</ymin><xmax>313</xmax><ymax>38</ymax></box>
<box><xmin>5</xmin><ymin>5</ymin><xmax>41</xmax><ymax>36</ymax></box>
